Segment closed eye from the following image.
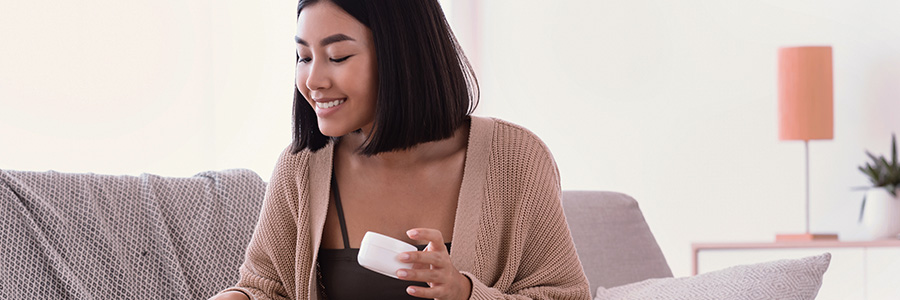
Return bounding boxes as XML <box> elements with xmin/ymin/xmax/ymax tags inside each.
<box><xmin>298</xmin><ymin>57</ymin><xmax>312</xmax><ymax>64</ymax></box>
<box><xmin>330</xmin><ymin>55</ymin><xmax>352</xmax><ymax>63</ymax></box>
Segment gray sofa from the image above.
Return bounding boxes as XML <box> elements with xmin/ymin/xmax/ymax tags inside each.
<box><xmin>0</xmin><ymin>169</ymin><xmax>266</xmax><ymax>299</ymax></box>
<box><xmin>0</xmin><ymin>169</ymin><xmax>825</xmax><ymax>299</ymax></box>
<box><xmin>562</xmin><ymin>191</ymin><xmax>673</xmax><ymax>294</ymax></box>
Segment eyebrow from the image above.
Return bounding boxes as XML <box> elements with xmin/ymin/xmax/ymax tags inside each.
<box><xmin>294</xmin><ymin>33</ymin><xmax>356</xmax><ymax>47</ymax></box>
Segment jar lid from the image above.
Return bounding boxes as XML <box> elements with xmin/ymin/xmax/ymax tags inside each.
<box><xmin>361</xmin><ymin>231</ymin><xmax>417</xmax><ymax>253</ymax></box>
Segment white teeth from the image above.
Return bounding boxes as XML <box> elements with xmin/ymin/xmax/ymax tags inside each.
<box><xmin>316</xmin><ymin>99</ymin><xmax>345</xmax><ymax>109</ymax></box>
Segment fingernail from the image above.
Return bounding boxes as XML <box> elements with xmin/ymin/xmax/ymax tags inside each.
<box><xmin>397</xmin><ymin>270</ymin><xmax>408</xmax><ymax>278</ymax></box>
<box><xmin>398</xmin><ymin>253</ymin><xmax>410</xmax><ymax>260</ymax></box>
<box><xmin>406</xmin><ymin>287</ymin><xmax>416</xmax><ymax>294</ymax></box>
<box><xmin>407</xmin><ymin>229</ymin><xmax>418</xmax><ymax>237</ymax></box>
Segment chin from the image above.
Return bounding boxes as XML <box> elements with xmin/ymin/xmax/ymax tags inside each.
<box><xmin>317</xmin><ymin>122</ymin><xmax>352</xmax><ymax>137</ymax></box>
<box><xmin>317</xmin><ymin>117</ymin><xmax>373</xmax><ymax>138</ymax></box>
<box><xmin>318</xmin><ymin>127</ymin><xmax>344</xmax><ymax>137</ymax></box>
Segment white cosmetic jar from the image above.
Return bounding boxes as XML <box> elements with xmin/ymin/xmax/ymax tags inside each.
<box><xmin>357</xmin><ymin>231</ymin><xmax>417</xmax><ymax>279</ymax></box>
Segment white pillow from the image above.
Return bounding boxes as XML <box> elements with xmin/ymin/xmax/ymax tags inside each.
<box><xmin>595</xmin><ymin>253</ymin><xmax>831</xmax><ymax>300</ymax></box>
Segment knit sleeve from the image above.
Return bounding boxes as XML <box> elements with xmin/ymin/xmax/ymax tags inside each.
<box><xmin>219</xmin><ymin>147</ymin><xmax>305</xmax><ymax>300</ymax></box>
<box><xmin>465</xmin><ymin>121</ymin><xmax>591</xmax><ymax>300</ymax></box>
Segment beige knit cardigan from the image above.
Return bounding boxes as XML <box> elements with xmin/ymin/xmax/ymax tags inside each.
<box><xmin>223</xmin><ymin>116</ymin><xmax>591</xmax><ymax>299</ymax></box>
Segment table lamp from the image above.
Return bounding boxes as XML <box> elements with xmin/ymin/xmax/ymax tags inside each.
<box><xmin>776</xmin><ymin>46</ymin><xmax>838</xmax><ymax>242</ymax></box>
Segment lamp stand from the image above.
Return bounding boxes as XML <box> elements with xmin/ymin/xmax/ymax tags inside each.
<box><xmin>776</xmin><ymin>140</ymin><xmax>839</xmax><ymax>242</ymax></box>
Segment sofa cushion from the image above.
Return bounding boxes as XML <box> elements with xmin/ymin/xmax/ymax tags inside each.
<box><xmin>594</xmin><ymin>252</ymin><xmax>830</xmax><ymax>300</ymax></box>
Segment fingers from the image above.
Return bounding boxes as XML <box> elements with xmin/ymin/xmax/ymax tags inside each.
<box><xmin>406</xmin><ymin>228</ymin><xmax>447</xmax><ymax>253</ymax></box>
<box><xmin>399</xmin><ymin>228</ymin><xmax>471</xmax><ymax>299</ymax></box>
<box><xmin>400</xmin><ymin>272</ymin><xmax>472</xmax><ymax>300</ymax></box>
<box><xmin>398</xmin><ymin>250</ymin><xmax>449</xmax><ymax>267</ymax></box>
<box><xmin>396</xmin><ymin>267</ymin><xmax>444</xmax><ymax>283</ymax></box>
<box><xmin>405</xmin><ymin>285</ymin><xmax>445</xmax><ymax>299</ymax></box>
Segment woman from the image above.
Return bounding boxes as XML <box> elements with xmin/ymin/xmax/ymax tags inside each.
<box><xmin>212</xmin><ymin>0</ymin><xmax>590</xmax><ymax>299</ymax></box>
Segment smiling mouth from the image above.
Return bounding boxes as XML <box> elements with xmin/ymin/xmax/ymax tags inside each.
<box><xmin>315</xmin><ymin>99</ymin><xmax>345</xmax><ymax>109</ymax></box>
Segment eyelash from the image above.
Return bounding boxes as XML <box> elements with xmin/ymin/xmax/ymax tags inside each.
<box><xmin>297</xmin><ymin>55</ymin><xmax>352</xmax><ymax>64</ymax></box>
<box><xmin>330</xmin><ymin>56</ymin><xmax>351</xmax><ymax>63</ymax></box>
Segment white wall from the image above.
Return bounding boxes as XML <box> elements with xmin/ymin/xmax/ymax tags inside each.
<box><xmin>0</xmin><ymin>0</ymin><xmax>460</xmax><ymax>180</ymax></box>
<box><xmin>0</xmin><ymin>0</ymin><xmax>296</xmax><ymax>179</ymax></box>
<box><xmin>475</xmin><ymin>0</ymin><xmax>900</xmax><ymax>277</ymax></box>
<box><xmin>2</xmin><ymin>0</ymin><xmax>899</xmax><ymax>280</ymax></box>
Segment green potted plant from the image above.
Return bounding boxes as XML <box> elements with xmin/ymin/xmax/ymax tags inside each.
<box><xmin>857</xmin><ymin>133</ymin><xmax>900</xmax><ymax>240</ymax></box>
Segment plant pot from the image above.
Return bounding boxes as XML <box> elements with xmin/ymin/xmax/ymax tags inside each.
<box><xmin>861</xmin><ymin>188</ymin><xmax>900</xmax><ymax>240</ymax></box>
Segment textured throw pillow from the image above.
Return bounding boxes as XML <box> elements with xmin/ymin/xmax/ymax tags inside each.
<box><xmin>594</xmin><ymin>253</ymin><xmax>831</xmax><ymax>300</ymax></box>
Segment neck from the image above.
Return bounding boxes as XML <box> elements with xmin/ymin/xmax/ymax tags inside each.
<box><xmin>339</xmin><ymin>122</ymin><xmax>470</xmax><ymax>169</ymax></box>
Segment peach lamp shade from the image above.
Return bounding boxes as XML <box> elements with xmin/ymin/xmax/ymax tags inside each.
<box><xmin>778</xmin><ymin>46</ymin><xmax>834</xmax><ymax>141</ymax></box>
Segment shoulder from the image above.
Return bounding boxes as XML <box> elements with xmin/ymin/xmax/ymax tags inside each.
<box><xmin>493</xmin><ymin>118</ymin><xmax>547</xmax><ymax>146</ymax></box>
<box><xmin>269</xmin><ymin>143</ymin><xmax>333</xmax><ymax>187</ymax></box>
<box><xmin>472</xmin><ymin>116</ymin><xmax>556</xmax><ymax>167</ymax></box>
<box><xmin>271</xmin><ymin>145</ymin><xmax>309</xmax><ymax>177</ymax></box>
<box><xmin>265</xmin><ymin>143</ymin><xmax>333</xmax><ymax>213</ymax></box>
<box><xmin>470</xmin><ymin>116</ymin><xmax>560</xmax><ymax>190</ymax></box>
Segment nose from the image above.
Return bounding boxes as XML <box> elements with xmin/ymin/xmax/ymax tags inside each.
<box><xmin>304</xmin><ymin>60</ymin><xmax>331</xmax><ymax>91</ymax></box>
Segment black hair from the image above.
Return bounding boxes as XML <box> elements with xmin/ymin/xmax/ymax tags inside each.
<box><xmin>291</xmin><ymin>0</ymin><xmax>479</xmax><ymax>155</ymax></box>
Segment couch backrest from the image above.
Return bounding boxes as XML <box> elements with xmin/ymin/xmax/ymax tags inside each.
<box><xmin>562</xmin><ymin>190</ymin><xmax>673</xmax><ymax>295</ymax></box>
<box><xmin>1</xmin><ymin>168</ymin><xmax>669</xmax><ymax>299</ymax></box>
<box><xmin>0</xmin><ymin>169</ymin><xmax>266</xmax><ymax>300</ymax></box>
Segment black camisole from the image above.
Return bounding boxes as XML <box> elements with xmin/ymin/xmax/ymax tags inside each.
<box><xmin>317</xmin><ymin>171</ymin><xmax>451</xmax><ymax>299</ymax></box>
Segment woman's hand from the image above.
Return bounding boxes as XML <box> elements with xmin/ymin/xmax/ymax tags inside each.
<box><xmin>396</xmin><ymin>228</ymin><xmax>472</xmax><ymax>300</ymax></box>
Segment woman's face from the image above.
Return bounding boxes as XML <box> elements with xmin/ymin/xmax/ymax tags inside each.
<box><xmin>296</xmin><ymin>1</ymin><xmax>378</xmax><ymax>137</ymax></box>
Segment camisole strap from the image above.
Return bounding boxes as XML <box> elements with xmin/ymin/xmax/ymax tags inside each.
<box><xmin>331</xmin><ymin>170</ymin><xmax>351</xmax><ymax>249</ymax></box>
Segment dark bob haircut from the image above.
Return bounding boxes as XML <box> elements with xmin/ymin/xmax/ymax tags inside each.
<box><xmin>291</xmin><ymin>0</ymin><xmax>479</xmax><ymax>156</ymax></box>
